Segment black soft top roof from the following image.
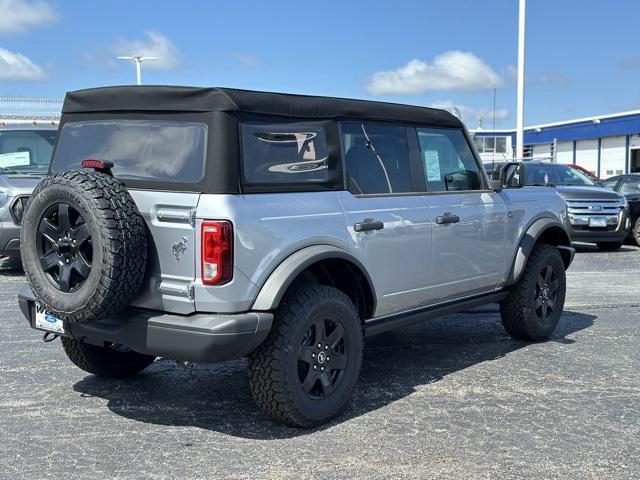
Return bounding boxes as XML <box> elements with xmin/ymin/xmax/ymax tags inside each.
<box><xmin>62</xmin><ymin>85</ymin><xmax>462</xmax><ymax>127</ymax></box>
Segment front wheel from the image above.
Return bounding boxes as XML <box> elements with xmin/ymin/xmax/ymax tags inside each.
<box><xmin>248</xmin><ymin>284</ymin><xmax>363</xmax><ymax>428</ymax></box>
<box><xmin>633</xmin><ymin>217</ymin><xmax>640</xmax><ymax>246</ymax></box>
<box><xmin>597</xmin><ymin>241</ymin><xmax>623</xmax><ymax>251</ymax></box>
<box><xmin>500</xmin><ymin>244</ymin><xmax>566</xmax><ymax>341</ymax></box>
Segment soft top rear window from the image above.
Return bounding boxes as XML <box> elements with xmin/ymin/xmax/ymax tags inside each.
<box><xmin>52</xmin><ymin>120</ymin><xmax>207</xmax><ymax>183</ymax></box>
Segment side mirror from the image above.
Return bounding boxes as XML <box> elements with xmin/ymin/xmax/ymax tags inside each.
<box><xmin>499</xmin><ymin>162</ymin><xmax>525</xmax><ymax>188</ymax></box>
<box><xmin>489</xmin><ymin>179</ymin><xmax>503</xmax><ymax>192</ymax></box>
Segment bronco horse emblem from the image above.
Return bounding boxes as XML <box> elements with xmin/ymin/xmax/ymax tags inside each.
<box><xmin>171</xmin><ymin>236</ymin><xmax>188</xmax><ymax>261</ymax></box>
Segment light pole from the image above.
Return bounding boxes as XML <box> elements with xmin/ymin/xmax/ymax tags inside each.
<box><xmin>516</xmin><ymin>0</ymin><xmax>526</xmax><ymax>159</ymax></box>
<box><xmin>117</xmin><ymin>56</ymin><xmax>159</xmax><ymax>85</ymax></box>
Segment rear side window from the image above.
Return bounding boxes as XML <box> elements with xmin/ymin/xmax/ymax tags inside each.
<box><xmin>341</xmin><ymin>122</ymin><xmax>412</xmax><ymax>195</ymax></box>
<box><xmin>241</xmin><ymin>121</ymin><xmax>329</xmax><ymax>185</ymax></box>
<box><xmin>417</xmin><ymin>128</ymin><xmax>483</xmax><ymax>192</ymax></box>
<box><xmin>52</xmin><ymin>120</ymin><xmax>207</xmax><ymax>182</ymax></box>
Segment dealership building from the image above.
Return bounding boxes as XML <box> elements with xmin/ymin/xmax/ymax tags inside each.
<box><xmin>471</xmin><ymin>109</ymin><xmax>640</xmax><ymax>178</ymax></box>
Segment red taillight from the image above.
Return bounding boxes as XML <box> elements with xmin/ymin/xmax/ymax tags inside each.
<box><xmin>201</xmin><ymin>221</ymin><xmax>233</xmax><ymax>285</ymax></box>
<box><xmin>81</xmin><ymin>159</ymin><xmax>114</xmax><ymax>174</ymax></box>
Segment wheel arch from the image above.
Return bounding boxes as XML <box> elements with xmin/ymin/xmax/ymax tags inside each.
<box><xmin>508</xmin><ymin>218</ymin><xmax>574</xmax><ymax>285</ymax></box>
<box><xmin>251</xmin><ymin>245</ymin><xmax>376</xmax><ymax>320</ymax></box>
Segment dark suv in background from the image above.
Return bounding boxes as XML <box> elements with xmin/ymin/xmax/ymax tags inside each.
<box><xmin>601</xmin><ymin>174</ymin><xmax>640</xmax><ymax>245</ymax></box>
<box><xmin>492</xmin><ymin>161</ymin><xmax>630</xmax><ymax>251</ymax></box>
<box><xmin>0</xmin><ymin>122</ymin><xmax>58</xmax><ymax>269</ymax></box>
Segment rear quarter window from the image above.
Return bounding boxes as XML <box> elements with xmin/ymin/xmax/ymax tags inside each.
<box><xmin>241</xmin><ymin>121</ymin><xmax>329</xmax><ymax>185</ymax></box>
<box><xmin>52</xmin><ymin>120</ymin><xmax>207</xmax><ymax>183</ymax></box>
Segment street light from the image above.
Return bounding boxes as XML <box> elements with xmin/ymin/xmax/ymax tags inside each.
<box><xmin>516</xmin><ymin>0</ymin><xmax>526</xmax><ymax>159</ymax></box>
<box><xmin>117</xmin><ymin>55</ymin><xmax>159</xmax><ymax>85</ymax></box>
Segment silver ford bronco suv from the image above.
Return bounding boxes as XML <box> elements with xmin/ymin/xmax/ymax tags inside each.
<box><xmin>18</xmin><ymin>86</ymin><xmax>574</xmax><ymax>427</ymax></box>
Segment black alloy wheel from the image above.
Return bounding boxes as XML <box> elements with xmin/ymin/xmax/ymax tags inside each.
<box><xmin>36</xmin><ymin>202</ymin><xmax>92</xmax><ymax>293</ymax></box>
<box><xmin>297</xmin><ymin>317</ymin><xmax>347</xmax><ymax>398</ymax></box>
<box><xmin>534</xmin><ymin>264</ymin><xmax>559</xmax><ymax>322</ymax></box>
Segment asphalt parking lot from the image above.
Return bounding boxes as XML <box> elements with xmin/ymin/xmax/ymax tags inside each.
<box><xmin>1</xmin><ymin>243</ymin><xmax>639</xmax><ymax>480</ymax></box>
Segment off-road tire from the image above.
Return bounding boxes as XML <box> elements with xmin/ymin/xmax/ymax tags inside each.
<box><xmin>21</xmin><ymin>170</ymin><xmax>147</xmax><ymax>323</ymax></box>
<box><xmin>248</xmin><ymin>284</ymin><xmax>363</xmax><ymax>428</ymax></box>
<box><xmin>633</xmin><ymin>217</ymin><xmax>640</xmax><ymax>246</ymax></box>
<box><xmin>596</xmin><ymin>241</ymin><xmax>623</xmax><ymax>251</ymax></box>
<box><xmin>61</xmin><ymin>337</ymin><xmax>155</xmax><ymax>378</ymax></box>
<box><xmin>500</xmin><ymin>243</ymin><xmax>566</xmax><ymax>341</ymax></box>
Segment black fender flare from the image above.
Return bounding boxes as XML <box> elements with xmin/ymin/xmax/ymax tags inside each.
<box><xmin>508</xmin><ymin>218</ymin><xmax>574</xmax><ymax>285</ymax></box>
<box><xmin>251</xmin><ymin>245</ymin><xmax>376</xmax><ymax>312</ymax></box>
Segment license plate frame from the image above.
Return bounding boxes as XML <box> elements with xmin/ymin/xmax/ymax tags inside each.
<box><xmin>34</xmin><ymin>302</ymin><xmax>65</xmax><ymax>334</ymax></box>
<box><xmin>588</xmin><ymin>217</ymin><xmax>607</xmax><ymax>228</ymax></box>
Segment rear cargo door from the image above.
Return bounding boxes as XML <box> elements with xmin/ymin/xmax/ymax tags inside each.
<box><xmin>128</xmin><ymin>191</ymin><xmax>200</xmax><ymax>314</ymax></box>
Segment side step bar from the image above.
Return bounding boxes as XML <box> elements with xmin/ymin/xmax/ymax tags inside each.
<box><xmin>364</xmin><ymin>290</ymin><xmax>509</xmax><ymax>337</ymax></box>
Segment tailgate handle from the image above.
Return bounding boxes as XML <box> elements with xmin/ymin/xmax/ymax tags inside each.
<box><xmin>156</xmin><ymin>208</ymin><xmax>196</xmax><ymax>226</ymax></box>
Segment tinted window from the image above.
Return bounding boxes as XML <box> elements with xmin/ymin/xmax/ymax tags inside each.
<box><xmin>52</xmin><ymin>120</ymin><xmax>207</xmax><ymax>182</ymax></box>
<box><xmin>601</xmin><ymin>178</ymin><xmax>619</xmax><ymax>190</ymax></box>
<box><xmin>341</xmin><ymin>123</ymin><xmax>412</xmax><ymax>194</ymax></box>
<box><xmin>242</xmin><ymin>122</ymin><xmax>328</xmax><ymax>185</ymax></box>
<box><xmin>0</xmin><ymin>130</ymin><xmax>56</xmax><ymax>174</ymax></box>
<box><xmin>524</xmin><ymin>164</ymin><xmax>596</xmax><ymax>187</ymax></box>
<box><xmin>417</xmin><ymin>128</ymin><xmax>483</xmax><ymax>192</ymax></box>
<box><xmin>495</xmin><ymin>137</ymin><xmax>507</xmax><ymax>153</ymax></box>
<box><xmin>620</xmin><ymin>177</ymin><xmax>640</xmax><ymax>194</ymax></box>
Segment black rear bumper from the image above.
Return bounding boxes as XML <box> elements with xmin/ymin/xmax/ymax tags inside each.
<box><xmin>18</xmin><ymin>284</ymin><xmax>273</xmax><ymax>363</ymax></box>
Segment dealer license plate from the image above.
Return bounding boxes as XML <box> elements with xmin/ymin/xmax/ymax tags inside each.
<box><xmin>589</xmin><ymin>217</ymin><xmax>607</xmax><ymax>228</ymax></box>
<box><xmin>34</xmin><ymin>303</ymin><xmax>65</xmax><ymax>334</ymax></box>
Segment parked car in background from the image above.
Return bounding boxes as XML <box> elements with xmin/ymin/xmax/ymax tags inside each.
<box><xmin>600</xmin><ymin>174</ymin><xmax>640</xmax><ymax>245</ymax></box>
<box><xmin>568</xmin><ymin>163</ymin><xmax>600</xmax><ymax>181</ymax></box>
<box><xmin>503</xmin><ymin>161</ymin><xmax>630</xmax><ymax>250</ymax></box>
<box><xmin>0</xmin><ymin>121</ymin><xmax>58</xmax><ymax>269</ymax></box>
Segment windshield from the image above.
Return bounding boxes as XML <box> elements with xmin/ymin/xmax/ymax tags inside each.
<box><xmin>524</xmin><ymin>163</ymin><xmax>597</xmax><ymax>187</ymax></box>
<box><xmin>0</xmin><ymin>129</ymin><xmax>56</xmax><ymax>174</ymax></box>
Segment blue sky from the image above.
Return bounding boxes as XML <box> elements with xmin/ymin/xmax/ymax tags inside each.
<box><xmin>1</xmin><ymin>0</ymin><xmax>639</xmax><ymax>127</ymax></box>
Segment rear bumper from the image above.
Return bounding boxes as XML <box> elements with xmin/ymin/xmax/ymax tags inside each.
<box><xmin>18</xmin><ymin>284</ymin><xmax>273</xmax><ymax>363</ymax></box>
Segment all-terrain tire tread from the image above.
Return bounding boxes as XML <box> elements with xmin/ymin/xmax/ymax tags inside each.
<box><xmin>248</xmin><ymin>283</ymin><xmax>361</xmax><ymax>428</ymax></box>
<box><xmin>60</xmin><ymin>337</ymin><xmax>155</xmax><ymax>378</ymax></box>
<box><xmin>500</xmin><ymin>243</ymin><xmax>565</xmax><ymax>341</ymax></box>
<box><xmin>23</xmin><ymin>170</ymin><xmax>147</xmax><ymax>322</ymax></box>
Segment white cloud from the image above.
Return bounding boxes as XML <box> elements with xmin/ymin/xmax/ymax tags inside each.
<box><xmin>366</xmin><ymin>51</ymin><xmax>503</xmax><ymax>95</ymax></box>
<box><xmin>0</xmin><ymin>47</ymin><xmax>45</xmax><ymax>80</ymax></box>
<box><xmin>230</xmin><ymin>52</ymin><xmax>264</xmax><ymax>68</ymax></box>
<box><xmin>113</xmin><ymin>31</ymin><xmax>181</xmax><ymax>70</ymax></box>
<box><xmin>0</xmin><ymin>0</ymin><xmax>57</xmax><ymax>35</ymax></box>
<box><xmin>430</xmin><ymin>100</ymin><xmax>508</xmax><ymax>125</ymax></box>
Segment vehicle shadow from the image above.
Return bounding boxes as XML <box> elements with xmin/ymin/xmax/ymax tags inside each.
<box><xmin>72</xmin><ymin>309</ymin><xmax>596</xmax><ymax>439</ymax></box>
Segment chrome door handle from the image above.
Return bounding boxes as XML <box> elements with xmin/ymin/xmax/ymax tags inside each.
<box><xmin>354</xmin><ymin>218</ymin><xmax>384</xmax><ymax>232</ymax></box>
<box><xmin>436</xmin><ymin>214</ymin><xmax>461</xmax><ymax>225</ymax></box>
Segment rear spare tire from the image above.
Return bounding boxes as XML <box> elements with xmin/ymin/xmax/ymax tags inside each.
<box><xmin>21</xmin><ymin>170</ymin><xmax>147</xmax><ymax>323</ymax></box>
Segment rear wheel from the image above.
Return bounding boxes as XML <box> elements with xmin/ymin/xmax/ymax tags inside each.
<box><xmin>500</xmin><ymin>244</ymin><xmax>566</xmax><ymax>341</ymax></box>
<box><xmin>61</xmin><ymin>337</ymin><xmax>155</xmax><ymax>378</ymax></box>
<box><xmin>248</xmin><ymin>284</ymin><xmax>363</xmax><ymax>428</ymax></box>
<box><xmin>596</xmin><ymin>241</ymin><xmax>623</xmax><ymax>251</ymax></box>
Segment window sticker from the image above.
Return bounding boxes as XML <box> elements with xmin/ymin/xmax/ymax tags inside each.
<box><xmin>424</xmin><ymin>151</ymin><xmax>441</xmax><ymax>181</ymax></box>
<box><xmin>0</xmin><ymin>151</ymin><xmax>30</xmax><ymax>168</ymax></box>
